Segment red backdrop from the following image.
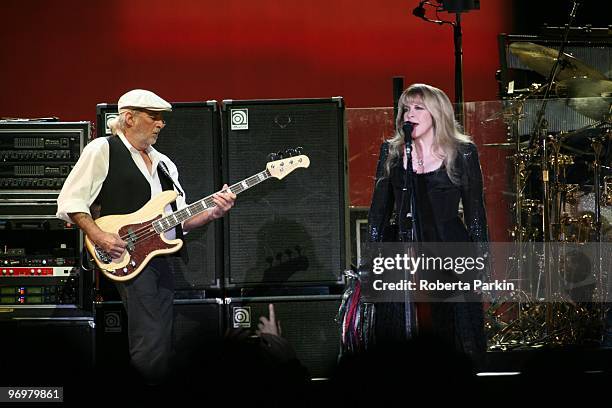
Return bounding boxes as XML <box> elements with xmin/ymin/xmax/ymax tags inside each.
<box><xmin>0</xmin><ymin>0</ymin><xmax>512</xmax><ymax>118</ymax></box>
<box><xmin>0</xmin><ymin>0</ymin><xmax>514</xmax><ymax>238</ymax></box>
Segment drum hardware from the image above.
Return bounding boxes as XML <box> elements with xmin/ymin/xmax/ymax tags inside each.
<box><xmin>557</xmin><ymin>183</ymin><xmax>580</xmax><ymax>206</ymax></box>
<box><xmin>518</xmin><ymin>198</ymin><xmax>543</xmax><ymax>214</ymax></box>
<box><xmin>480</xmin><ymin>83</ymin><xmax>546</xmax><ymax>125</ymax></box>
<box><xmin>487</xmin><ymin>297</ymin><xmax>605</xmax><ymax>350</ymax></box>
<box><xmin>555</xmin><ymin>212</ymin><xmax>596</xmax><ymax>243</ymax></box>
<box><xmin>549</xmin><ymin>153</ymin><xmax>574</xmax><ymax>167</ymax></box>
<box><xmin>603</xmin><ymin>176</ymin><xmax>612</xmax><ymax>206</ymax></box>
<box><xmin>578</xmin><ymin>212</ymin><xmax>595</xmax><ymax>228</ymax></box>
<box><xmin>508</xmin><ymin>225</ymin><xmax>540</xmax><ymax>240</ymax></box>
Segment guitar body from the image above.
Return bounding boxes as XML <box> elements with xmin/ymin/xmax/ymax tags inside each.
<box><xmin>85</xmin><ymin>190</ymin><xmax>183</xmax><ymax>282</ymax></box>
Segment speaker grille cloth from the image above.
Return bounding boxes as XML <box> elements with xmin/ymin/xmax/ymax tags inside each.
<box><xmin>229</xmin><ymin>297</ymin><xmax>341</xmax><ymax>378</ymax></box>
<box><xmin>156</xmin><ymin>106</ymin><xmax>219</xmax><ymax>290</ymax></box>
<box><xmin>226</xmin><ymin>102</ymin><xmax>344</xmax><ymax>285</ymax></box>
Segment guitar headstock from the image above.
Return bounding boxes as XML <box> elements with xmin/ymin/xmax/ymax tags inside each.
<box><xmin>266</xmin><ymin>148</ymin><xmax>310</xmax><ymax>180</ymax></box>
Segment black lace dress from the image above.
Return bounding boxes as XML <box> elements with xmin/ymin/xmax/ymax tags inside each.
<box><xmin>365</xmin><ymin>140</ymin><xmax>489</xmax><ymax>354</ymax></box>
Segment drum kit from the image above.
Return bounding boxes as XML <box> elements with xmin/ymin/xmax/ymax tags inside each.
<box><xmin>493</xmin><ymin>41</ymin><xmax>612</xmax><ymax>244</ymax></box>
<box><xmin>484</xmin><ymin>41</ymin><xmax>612</xmax><ymax>349</ymax></box>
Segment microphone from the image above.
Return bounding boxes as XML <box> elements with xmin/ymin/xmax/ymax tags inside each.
<box><xmin>402</xmin><ymin>122</ymin><xmax>414</xmax><ymax>144</ymax></box>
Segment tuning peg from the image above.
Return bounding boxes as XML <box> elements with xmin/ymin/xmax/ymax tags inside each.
<box><xmin>276</xmin><ymin>151</ymin><xmax>284</xmax><ymax>160</ymax></box>
<box><xmin>267</xmin><ymin>152</ymin><xmax>278</xmax><ymax>162</ymax></box>
<box><xmin>285</xmin><ymin>148</ymin><xmax>296</xmax><ymax>157</ymax></box>
<box><xmin>295</xmin><ymin>146</ymin><xmax>303</xmax><ymax>155</ymax></box>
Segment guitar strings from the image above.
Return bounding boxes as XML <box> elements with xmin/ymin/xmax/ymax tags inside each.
<box><xmin>115</xmin><ymin>177</ymin><xmax>260</xmax><ymax>242</ymax></box>
<box><xmin>117</xmin><ymin>200</ymin><xmax>219</xmax><ymax>244</ymax></box>
<box><xmin>115</xmin><ymin>193</ymin><xmax>222</xmax><ymax>242</ymax></box>
<box><xmin>113</xmin><ymin>183</ymin><xmax>233</xmax><ymax>246</ymax></box>
<box><xmin>101</xmin><ymin>168</ymin><xmax>274</xmax><ymax>257</ymax></box>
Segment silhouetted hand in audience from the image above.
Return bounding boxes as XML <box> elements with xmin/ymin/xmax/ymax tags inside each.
<box><xmin>257</xmin><ymin>303</ymin><xmax>282</xmax><ymax>337</ymax></box>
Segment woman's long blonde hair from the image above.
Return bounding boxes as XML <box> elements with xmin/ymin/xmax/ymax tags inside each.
<box><xmin>384</xmin><ymin>83</ymin><xmax>472</xmax><ymax>185</ymax></box>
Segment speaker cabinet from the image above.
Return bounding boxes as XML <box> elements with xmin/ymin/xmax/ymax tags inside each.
<box><xmin>95</xmin><ymin>299</ymin><xmax>223</xmax><ymax>373</ymax></box>
<box><xmin>96</xmin><ymin>102</ymin><xmax>222</xmax><ymax>294</ymax></box>
<box><xmin>225</xmin><ymin>295</ymin><xmax>342</xmax><ymax>379</ymax></box>
<box><xmin>94</xmin><ymin>301</ymin><xmax>130</xmax><ymax>370</ymax></box>
<box><xmin>222</xmin><ymin>98</ymin><xmax>348</xmax><ymax>288</ymax></box>
<box><xmin>0</xmin><ymin>318</ymin><xmax>94</xmax><ymax>385</ymax></box>
<box><xmin>171</xmin><ymin>298</ymin><xmax>224</xmax><ymax>368</ymax></box>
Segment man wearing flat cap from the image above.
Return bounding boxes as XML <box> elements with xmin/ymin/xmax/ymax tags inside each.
<box><xmin>57</xmin><ymin>89</ymin><xmax>236</xmax><ymax>384</ymax></box>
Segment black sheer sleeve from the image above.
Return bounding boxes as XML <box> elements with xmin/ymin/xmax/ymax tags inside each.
<box><xmin>459</xmin><ymin>143</ymin><xmax>490</xmax><ymax>279</ymax></box>
<box><xmin>367</xmin><ymin>141</ymin><xmax>395</xmax><ymax>242</ymax></box>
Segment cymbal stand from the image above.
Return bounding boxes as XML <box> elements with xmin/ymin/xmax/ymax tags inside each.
<box><xmin>528</xmin><ymin>0</ymin><xmax>581</xmax><ymax>148</ymax></box>
<box><xmin>591</xmin><ymin>136</ymin><xmax>606</xmax><ymax>326</ymax></box>
<box><xmin>550</xmin><ymin>136</ymin><xmax>570</xmax><ymax>293</ymax></box>
<box><xmin>510</xmin><ymin>115</ymin><xmax>532</xmax><ymax>321</ymax></box>
<box><xmin>550</xmin><ymin>136</ymin><xmax>563</xmax><ymax>239</ymax></box>
<box><xmin>534</xmin><ymin>120</ymin><xmax>553</xmax><ymax>301</ymax></box>
<box><xmin>531</xmin><ymin>0</ymin><xmax>581</xmax><ymax>341</ymax></box>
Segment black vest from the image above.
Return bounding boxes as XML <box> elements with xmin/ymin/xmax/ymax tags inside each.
<box><xmin>94</xmin><ymin>136</ymin><xmax>183</xmax><ymax>240</ymax></box>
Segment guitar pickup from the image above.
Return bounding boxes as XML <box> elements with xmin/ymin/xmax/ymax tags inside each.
<box><xmin>126</xmin><ymin>229</ymin><xmax>137</xmax><ymax>252</ymax></box>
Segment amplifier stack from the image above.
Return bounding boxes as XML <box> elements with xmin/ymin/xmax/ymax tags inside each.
<box><xmin>0</xmin><ymin>121</ymin><xmax>90</xmax><ymax>310</ymax></box>
<box><xmin>2</xmin><ymin>98</ymin><xmax>350</xmax><ymax>381</ymax></box>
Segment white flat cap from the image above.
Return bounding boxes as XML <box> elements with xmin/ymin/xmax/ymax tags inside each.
<box><xmin>118</xmin><ymin>89</ymin><xmax>172</xmax><ymax>112</ymax></box>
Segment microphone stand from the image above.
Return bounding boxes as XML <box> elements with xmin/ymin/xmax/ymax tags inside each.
<box><xmin>453</xmin><ymin>11</ymin><xmax>465</xmax><ymax>125</ymax></box>
<box><xmin>399</xmin><ymin>123</ymin><xmax>420</xmax><ymax>339</ymax></box>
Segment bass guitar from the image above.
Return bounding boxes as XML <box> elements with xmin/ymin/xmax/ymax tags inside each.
<box><xmin>86</xmin><ymin>154</ymin><xmax>310</xmax><ymax>281</ymax></box>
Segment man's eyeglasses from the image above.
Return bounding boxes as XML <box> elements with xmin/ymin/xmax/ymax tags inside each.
<box><xmin>130</xmin><ymin>108</ymin><xmax>166</xmax><ymax>124</ymax></box>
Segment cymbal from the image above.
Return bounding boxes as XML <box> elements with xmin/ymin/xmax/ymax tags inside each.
<box><xmin>509</xmin><ymin>42</ymin><xmax>607</xmax><ymax>81</ymax></box>
<box><xmin>483</xmin><ymin>141</ymin><xmax>530</xmax><ymax>150</ymax></box>
<box><xmin>553</xmin><ymin>77</ymin><xmax>612</xmax><ymax>121</ymax></box>
<box><xmin>566</xmin><ymin>96</ymin><xmax>612</xmax><ymax>121</ymax></box>
<box><xmin>556</xmin><ymin>77</ymin><xmax>612</xmax><ymax>98</ymax></box>
<box><xmin>560</xmin><ymin>122</ymin><xmax>610</xmax><ymax>142</ymax></box>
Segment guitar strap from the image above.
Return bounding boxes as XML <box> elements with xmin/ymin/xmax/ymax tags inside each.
<box><xmin>157</xmin><ymin>161</ymin><xmax>188</xmax><ymax>263</ymax></box>
<box><xmin>158</xmin><ymin>161</ymin><xmax>184</xmax><ymax>197</ymax></box>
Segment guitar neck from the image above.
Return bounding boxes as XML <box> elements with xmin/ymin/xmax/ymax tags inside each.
<box><xmin>153</xmin><ymin>169</ymin><xmax>271</xmax><ymax>233</ymax></box>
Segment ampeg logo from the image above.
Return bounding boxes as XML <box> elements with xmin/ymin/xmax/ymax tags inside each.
<box><xmin>104</xmin><ymin>311</ymin><xmax>122</xmax><ymax>333</ymax></box>
<box><xmin>230</xmin><ymin>108</ymin><xmax>249</xmax><ymax>130</ymax></box>
<box><xmin>232</xmin><ymin>306</ymin><xmax>251</xmax><ymax>328</ymax></box>
<box><xmin>104</xmin><ymin>112</ymin><xmax>119</xmax><ymax>135</ymax></box>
